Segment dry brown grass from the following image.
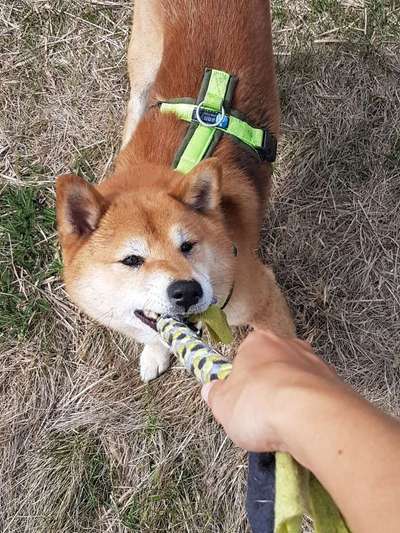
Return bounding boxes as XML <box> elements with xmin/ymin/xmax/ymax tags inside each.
<box><xmin>1</xmin><ymin>0</ymin><xmax>399</xmax><ymax>531</ymax></box>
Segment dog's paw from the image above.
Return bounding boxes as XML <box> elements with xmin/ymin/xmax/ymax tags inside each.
<box><xmin>140</xmin><ymin>344</ymin><xmax>170</xmax><ymax>383</ymax></box>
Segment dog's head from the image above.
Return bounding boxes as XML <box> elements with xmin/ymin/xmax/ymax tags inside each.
<box><xmin>56</xmin><ymin>159</ymin><xmax>235</xmax><ymax>343</ymax></box>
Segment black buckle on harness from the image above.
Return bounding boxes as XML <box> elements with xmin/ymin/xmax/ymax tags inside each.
<box><xmin>258</xmin><ymin>131</ymin><xmax>277</xmax><ymax>163</ymax></box>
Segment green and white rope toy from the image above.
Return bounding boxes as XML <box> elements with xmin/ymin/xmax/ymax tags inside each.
<box><xmin>157</xmin><ymin>314</ymin><xmax>232</xmax><ymax>385</ymax></box>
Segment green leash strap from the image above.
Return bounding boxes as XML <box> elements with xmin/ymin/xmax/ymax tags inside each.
<box><xmin>160</xmin><ymin>68</ymin><xmax>277</xmax><ymax>173</ymax></box>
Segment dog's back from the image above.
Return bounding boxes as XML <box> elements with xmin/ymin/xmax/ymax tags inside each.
<box><xmin>156</xmin><ymin>0</ymin><xmax>279</xmax><ymax>133</ymax></box>
<box><xmin>121</xmin><ymin>0</ymin><xmax>279</xmax><ymax>209</ymax></box>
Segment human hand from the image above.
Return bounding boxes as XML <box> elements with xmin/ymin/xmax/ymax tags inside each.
<box><xmin>202</xmin><ymin>329</ymin><xmax>344</xmax><ymax>455</ymax></box>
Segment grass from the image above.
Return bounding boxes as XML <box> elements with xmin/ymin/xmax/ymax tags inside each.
<box><xmin>37</xmin><ymin>432</ymin><xmax>114</xmax><ymax>531</ymax></box>
<box><xmin>1</xmin><ymin>0</ymin><xmax>399</xmax><ymax>532</ymax></box>
<box><xmin>121</xmin><ymin>453</ymin><xmax>207</xmax><ymax>531</ymax></box>
<box><xmin>0</xmin><ymin>186</ymin><xmax>60</xmax><ymax>339</ymax></box>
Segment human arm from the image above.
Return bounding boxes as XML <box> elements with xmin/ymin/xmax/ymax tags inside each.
<box><xmin>202</xmin><ymin>331</ymin><xmax>400</xmax><ymax>533</ymax></box>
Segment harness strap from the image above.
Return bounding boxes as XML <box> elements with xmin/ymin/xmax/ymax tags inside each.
<box><xmin>172</xmin><ymin>122</ymin><xmax>220</xmax><ymax>174</ymax></box>
<box><xmin>160</xmin><ymin>68</ymin><xmax>277</xmax><ymax>174</ymax></box>
<box><xmin>200</xmin><ymin>69</ymin><xmax>234</xmax><ymax>110</ymax></box>
<box><xmin>166</xmin><ymin>69</ymin><xmax>235</xmax><ymax>174</ymax></box>
<box><xmin>161</xmin><ymin>102</ymin><xmax>270</xmax><ymax>157</ymax></box>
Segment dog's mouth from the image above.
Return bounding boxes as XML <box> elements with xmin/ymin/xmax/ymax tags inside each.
<box><xmin>134</xmin><ymin>309</ymin><xmax>160</xmax><ymax>331</ymax></box>
<box><xmin>134</xmin><ymin>309</ymin><xmax>202</xmax><ymax>333</ymax></box>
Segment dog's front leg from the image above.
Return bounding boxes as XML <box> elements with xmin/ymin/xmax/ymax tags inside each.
<box><xmin>140</xmin><ymin>341</ymin><xmax>170</xmax><ymax>383</ymax></box>
<box><xmin>226</xmin><ymin>256</ymin><xmax>295</xmax><ymax>338</ymax></box>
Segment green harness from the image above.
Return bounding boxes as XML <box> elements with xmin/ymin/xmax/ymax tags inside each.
<box><xmin>160</xmin><ymin>68</ymin><xmax>277</xmax><ymax>174</ymax></box>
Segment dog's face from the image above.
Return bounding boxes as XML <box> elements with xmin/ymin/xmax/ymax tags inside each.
<box><xmin>56</xmin><ymin>159</ymin><xmax>234</xmax><ymax>343</ymax></box>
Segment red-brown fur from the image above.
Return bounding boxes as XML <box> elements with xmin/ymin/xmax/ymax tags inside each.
<box><xmin>119</xmin><ymin>0</ymin><xmax>279</xmax><ymax>220</ymax></box>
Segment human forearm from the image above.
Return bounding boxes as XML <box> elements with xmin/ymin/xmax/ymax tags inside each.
<box><xmin>281</xmin><ymin>385</ymin><xmax>400</xmax><ymax>533</ymax></box>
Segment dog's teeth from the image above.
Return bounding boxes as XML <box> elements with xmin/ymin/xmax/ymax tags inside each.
<box><xmin>144</xmin><ymin>310</ymin><xmax>158</xmax><ymax>320</ymax></box>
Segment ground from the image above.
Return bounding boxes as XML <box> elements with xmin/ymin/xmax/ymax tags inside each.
<box><xmin>0</xmin><ymin>0</ymin><xmax>399</xmax><ymax>531</ymax></box>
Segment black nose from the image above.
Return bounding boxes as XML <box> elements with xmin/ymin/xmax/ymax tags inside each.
<box><xmin>167</xmin><ymin>280</ymin><xmax>203</xmax><ymax>312</ymax></box>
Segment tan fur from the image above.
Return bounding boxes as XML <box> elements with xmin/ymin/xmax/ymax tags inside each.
<box><xmin>56</xmin><ymin>0</ymin><xmax>295</xmax><ymax>381</ymax></box>
<box><xmin>122</xmin><ymin>0</ymin><xmax>163</xmax><ymax>147</ymax></box>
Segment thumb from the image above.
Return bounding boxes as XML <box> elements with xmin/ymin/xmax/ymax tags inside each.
<box><xmin>201</xmin><ymin>380</ymin><xmax>224</xmax><ymax>406</ymax></box>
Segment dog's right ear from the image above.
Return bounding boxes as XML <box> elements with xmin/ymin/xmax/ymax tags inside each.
<box><xmin>56</xmin><ymin>174</ymin><xmax>109</xmax><ymax>242</ymax></box>
<box><xmin>169</xmin><ymin>158</ymin><xmax>222</xmax><ymax>213</ymax></box>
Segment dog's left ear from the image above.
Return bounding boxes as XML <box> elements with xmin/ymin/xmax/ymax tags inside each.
<box><xmin>170</xmin><ymin>158</ymin><xmax>222</xmax><ymax>213</ymax></box>
<box><xmin>56</xmin><ymin>174</ymin><xmax>109</xmax><ymax>242</ymax></box>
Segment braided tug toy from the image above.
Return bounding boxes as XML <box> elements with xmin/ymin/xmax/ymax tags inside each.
<box><xmin>157</xmin><ymin>314</ymin><xmax>232</xmax><ymax>382</ymax></box>
<box><xmin>156</xmin><ymin>312</ymin><xmax>350</xmax><ymax>533</ymax></box>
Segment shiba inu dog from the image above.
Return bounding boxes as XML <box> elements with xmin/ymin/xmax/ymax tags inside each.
<box><xmin>56</xmin><ymin>0</ymin><xmax>295</xmax><ymax>382</ymax></box>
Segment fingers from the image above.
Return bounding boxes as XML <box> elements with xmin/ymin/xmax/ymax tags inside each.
<box><xmin>252</xmin><ymin>327</ymin><xmax>312</xmax><ymax>348</ymax></box>
<box><xmin>201</xmin><ymin>380</ymin><xmax>225</xmax><ymax>406</ymax></box>
<box><xmin>238</xmin><ymin>330</ymin><xmax>305</xmax><ymax>365</ymax></box>
<box><xmin>251</xmin><ymin>328</ymin><xmax>313</xmax><ymax>352</ymax></box>
<box><xmin>201</xmin><ymin>380</ymin><xmax>230</xmax><ymax>428</ymax></box>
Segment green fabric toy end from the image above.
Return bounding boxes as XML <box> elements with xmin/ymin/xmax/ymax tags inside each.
<box><xmin>191</xmin><ymin>305</ymin><xmax>234</xmax><ymax>345</ymax></box>
<box><xmin>274</xmin><ymin>452</ymin><xmax>350</xmax><ymax>533</ymax></box>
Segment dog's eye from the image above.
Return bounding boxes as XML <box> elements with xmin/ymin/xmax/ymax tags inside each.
<box><xmin>121</xmin><ymin>255</ymin><xmax>145</xmax><ymax>268</ymax></box>
<box><xmin>180</xmin><ymin>241</ymin><xmax>195</xmax><ymax>254</ymax></box>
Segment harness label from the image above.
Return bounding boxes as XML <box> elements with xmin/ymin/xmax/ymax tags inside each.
<box><xmin>192</xmin><ymin>108</ymin><xmax>229</xmax><ymax>129</ymax></box>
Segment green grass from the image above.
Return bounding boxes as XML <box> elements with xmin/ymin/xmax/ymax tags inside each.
<box><xmin>0</xmin><ymin>186</ymin><xmax>60</xmax><ymax>339</ymax></box>
<box><xmin>71</xmin><ymin>147</ymin><xmax>103</xmax><ymax>183</ymax></box>
<box><xmin>120</xmin><ymin>397</ymin><xmax>209</xmax><ymax>531</ymax></box>
<box><xmin>82</xmin><ymin>444</ymin><xmax>113</xmax><ymax>511</ymax></box>
<box><xmin>145</xmin><ymin>413</ymin><xmax>163</xmax><ymax>436</ymax></box>
<box><xmin>310</xmin><ymin>0</ymin><xmax>339</xmax><ymax>15</ymax></box>
<box><xmin>272</xmin><ymin>0</ymin><xmax>288</xmax><ymax>26</ymax></box>
<box><xmin>365</xmin><ymin>0</ymin><xmax>400</xmax><ymax>40</ymax></box>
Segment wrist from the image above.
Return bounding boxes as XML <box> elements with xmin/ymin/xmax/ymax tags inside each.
<box><xmin>272</xmin><ymin>379</ymin><xmax>357</xmax><ymax>469</ymax></box>
<box><xmin>272</xmin><ymin>380</ymin><xmax>400</xmax><ymax>533</ymax></box>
